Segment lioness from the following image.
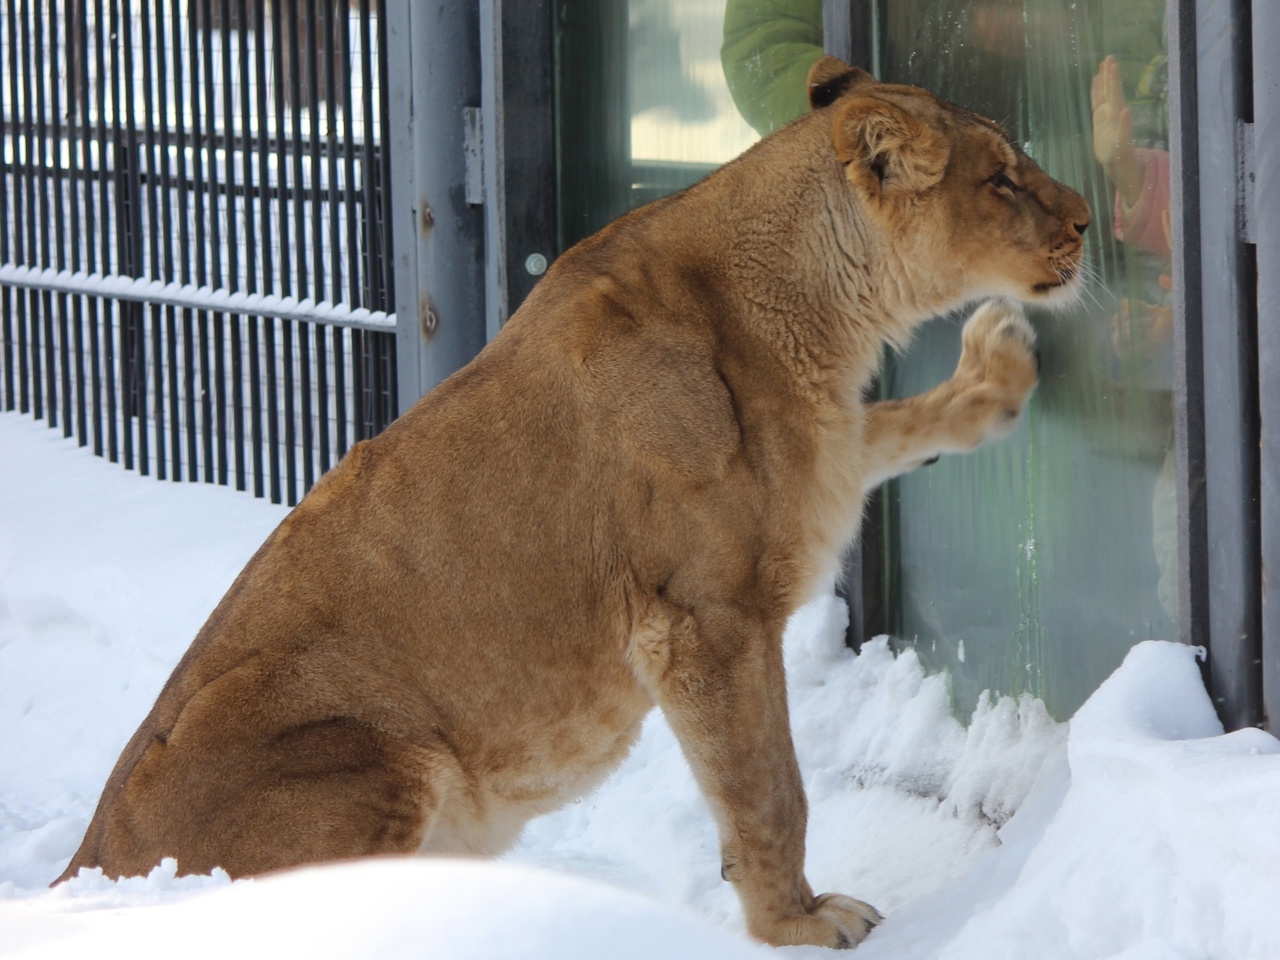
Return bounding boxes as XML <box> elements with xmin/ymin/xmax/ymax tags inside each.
<box><xmin>57</xmin><ymin>58</ymin><xmax>1088</xmax><ymax>948</ymax></box>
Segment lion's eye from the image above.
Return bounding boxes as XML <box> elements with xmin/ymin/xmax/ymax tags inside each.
<box><xmin>989</xmin><ymin>168</ymin><xmax>1017</xmax><ymax>194</ymax></box>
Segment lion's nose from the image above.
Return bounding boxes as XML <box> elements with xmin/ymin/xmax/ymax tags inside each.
<box><xmin>1069</xmin><ymin>197</ymin><xmax>1092</xmax><ymax>237</ymax></box>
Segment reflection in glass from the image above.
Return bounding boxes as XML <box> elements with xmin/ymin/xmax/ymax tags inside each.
<box><xmin>555</xmin><ymin>0</ymin><xmax>769</xmax><ymax>249</ymax></box>
<box><xmin>878</xmin><ymin>0</ymin><xmax>1176</xmax><ymax>719</ymax></box>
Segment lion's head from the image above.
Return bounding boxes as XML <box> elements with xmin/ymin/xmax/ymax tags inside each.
<box><xmin>807</xmin><ymin>56</ymin><xmax>1091</xmax><ymax>311</ymax></box>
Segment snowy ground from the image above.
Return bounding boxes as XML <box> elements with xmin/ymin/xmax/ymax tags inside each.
<box><xmin>1</xmin><ymin>410</ymin><xmax>1278</xmax><ymax>959</ymax></box>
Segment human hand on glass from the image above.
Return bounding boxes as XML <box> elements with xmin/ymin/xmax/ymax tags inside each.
<box><xmin>1091</xmin><ymin>56</ymin><xmax>1145</xmax><ymax>209</ymax></box>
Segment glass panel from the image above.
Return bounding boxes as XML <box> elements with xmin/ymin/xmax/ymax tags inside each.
<box><xmin>550</xmin><ymin>0</ymin><xmax>1175</xmax><ymax>722</ymax></box>
<box><xmin>553</xmin><ymin>0</ymin><xmax>825</xmax><ymax>250</ymax></box>
<box><xmin>877</xmin><ymin>0</ymin><xmax>1177</xmax><ymax>719</ymax></box>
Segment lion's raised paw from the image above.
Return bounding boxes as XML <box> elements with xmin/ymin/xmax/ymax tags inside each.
<box><xmin>958</xmin><ymin>297</ymin><xmax>1038</xmax><ymax>374</ymax></box>
<box><xmin>948</xmin><ymin>298</ymin><xmax>1040</xmax><ymax>445</ymax></box>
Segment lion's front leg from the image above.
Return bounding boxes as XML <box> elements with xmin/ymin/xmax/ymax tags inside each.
<box><xmin>628</xmin><ymin>601</ymin><xmax>881</xmax><ymax>949</ymax></box>
<box><xmin>860</xmin><ymin>298</ymin><xmax>1040</xmax><ymax>493</ymax></box>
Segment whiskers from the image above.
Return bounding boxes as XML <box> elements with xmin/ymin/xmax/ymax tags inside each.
<box><xmin>1040</xmin><ymin>247</ymin><xmax>1102</xmax><ymax>314</ymax></box>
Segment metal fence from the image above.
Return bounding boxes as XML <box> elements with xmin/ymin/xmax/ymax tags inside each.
<box><xmin>0</xmin><ymin>0</ymin><xmax>397</xmax><ymax>506</ymax></box>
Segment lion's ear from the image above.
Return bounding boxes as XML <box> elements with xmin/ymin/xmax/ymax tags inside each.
<box><xmin>832</xmin><ymin>97</ymin><xmax>949</xmax><ymax>206</ymax></box>
<box><xmin>807</xmin><ymin>56</ymin><xmax>875</xmax><ymax>110</ymax></box>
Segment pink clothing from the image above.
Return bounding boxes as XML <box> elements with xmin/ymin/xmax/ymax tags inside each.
<box><xmin>1113</xmin><ymin>148</ymin><xmax>1172</xmax><ymax>258</ymax></box>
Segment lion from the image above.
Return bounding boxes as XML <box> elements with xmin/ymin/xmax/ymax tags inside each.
<box><xmin>56</xmin><ymin>58</ymin><xmax>1089</xmax><ymax>949</ymax></box>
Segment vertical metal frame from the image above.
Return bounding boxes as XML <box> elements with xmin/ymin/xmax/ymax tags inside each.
<box><xmin>823</xmin><ymin>0</ymin><xmax>876</xmax><ymax>77</ymax></box>
<box><xmin>1253</xmin><ymin>0</ymin><xmax>1280</xmax><ymax>728</ymax></box>
<box><xmin>1167</xmin><ymin>1</ymin><xmax>1212</xmax><ymax>679</ymax></box>
<box><xmin>1181</xmin><ymin>0</ymin><xmax>1263</xmax><ymax>729</ymax></box>
<box><xmin>824</xmin><ymin>0</ymin><xmax>881</xmax><ymax>649</ymax></box>
<box><xmin>479</xmin><ymin>0</ymin><xmax>557</xmax><ymax>332</ymax></box>
<box><xmin>387</xmin><ymin>0</ymin><xmax>487</xmax><ymax>411</ymax></box>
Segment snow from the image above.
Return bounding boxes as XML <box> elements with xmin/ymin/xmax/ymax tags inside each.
<box><xmin>2</xmin><ymin>409</ymin><xmax>1278</xmax><ymax>958</ymax></box>
<box><xmin>0</xmin><ymin>264</ymin><xmax>395</xmax><ymax>332</ymax></box>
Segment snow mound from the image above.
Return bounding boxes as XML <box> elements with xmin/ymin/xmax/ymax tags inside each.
<box><xmin>856</xmin><ymin>641</ymin><xmax>1280</xmax><ymax>960</ymax></box>
<box><xmin>12</xmin><ymin>859</ymin><xmax>767</xmax><ymax>960</ymax></box>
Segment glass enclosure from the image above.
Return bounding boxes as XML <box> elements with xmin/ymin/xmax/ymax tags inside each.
<box><xmin>551</xmin><ymin>0</ymin><xmax>1178</xmax><ymax>720</ymax></box>
<box><xmin>876</xmin><ymin>0</ymin><xmax>1176</xmax><ymax>719</ymax></box>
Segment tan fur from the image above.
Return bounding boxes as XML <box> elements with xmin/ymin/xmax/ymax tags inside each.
<box><xmin>57</xmin><ymin>59</ymin><xmax>1089</xmax><ymax>949</ymax></box>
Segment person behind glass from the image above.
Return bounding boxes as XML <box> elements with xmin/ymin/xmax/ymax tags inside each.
<box><xmin>1092</xmin><ymin>53</ymin><xmax>1174</xmax><ymax>352</ymax></box>
<box><xmin>721</xmin><ymin>0</ymin><xmax>823</xmax><ymax>136</ymax></box>
<box><xmin>1093</xmin><ymin>51</ymin><xmax>1179</xmax><ymax>626</ymax></box>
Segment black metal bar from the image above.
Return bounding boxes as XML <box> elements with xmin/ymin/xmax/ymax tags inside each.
<box><xmin>307</xmin><ymin>0</ymin><xmax>323</xmax><ymax>302</ymax></box>
<box><xmin>150</xmin><ymin>297</ymin><xmax>165</xmax><ymax>478</ymax></box>
<box><xmin>236</xmin><ymin>0</ymin><xmax>262</xmax><ymax>498</ymax></box>
<box><xmin>46</xmin><ymin>4</ymin><xmax>73</xmax><ymax>440</ymax></box>
<box><xmin>155</xmin><ymin>1</ymin><xmax>175</xmax><ymax>286</ymax></box>
<box><xmin>173</xmin><ymin>1</ymin><xmax>193</xmax><ymax>261</ymax></box>
<box><xmin>17</xmin><ymin>288</ymin><xmax>29</xmax><ymax>415</ymax></box>
<box><xmin>358</xmin><ymin>0</ymin><xmax>375</xmax><ymax>310</ymax></box>
<box><xmin>122</xmin><ymin>0</ymin><xmax>148</xmax><ymax>475</ymax></box>
<box><xmin>18</xmin><ymin>0</ymin><xmax>41</xmax><ymax>422</ymax></box>
<box><xmin>155</xmin><ymin>0</ymin><xmax>180</xmax><ymax>479</ymax></box>
<box><xmin>103</xmin><ymin>0</ymin><xmax>119</xmax><ymax>461</ymax></box>
<box><xmin>256</xmin><ymin>0</ymin><xmax>280</xmax><ymax>503</ymax></box>
<box><xmin>77</xmin><ymin>0</ymin><xmax>101</xmax><ymax>449</ymax></box>
<box><xmin>376</xmin><ymin>8</ymin><xmax>394</xmax><ymax>291</ymax></box>
<box><xmin>272</xmin><ymin>0</ymin><xmax>296</xmax><ymax>504</ymax></box>
<box><xmin>303</xmin><ymin>0</ymin><xmax>322</xmax><ymax>488</ymax></box>
<box><xmin>352</xmin><ymin>328</ymin><xmax>366</xmax><ymax>440</ymax></box>
<box><xmin>272</xmin><ymin>0</ymin><xmax>291</xmax><ymax>301</ymax></box>
<box><xmin>140</xmin><ymin>0</ymin><xmax>166</xmax><ymax>478</ymax></box>
<box><xmin>301</xmin><ymin>330</ymin><xmax>315</xmax><ymax>491</ymax></box>
<box><xmin>375</xmin><ymin>1</ymin><xmax>396</xmax><ymax>430</ymax></box>
<box><xmin>200</xmin><ymin>0</ymin><xmax>227</xmax><ymax>485</ymax></box>
<box><xmin>3</xmin><ymin>1</ymin><xmax>22</xmax><ymax>414</ymax></box>
<box><xmin>317</xmin><ymin>0</ymin><xmax>336</xmax><ymax>475</ymax></box>
<box><xmin>289</xmin><ymin>0</ymin><xmax>313</xmax><ymax>493</ymax></box>
<box><xmin>340</xmin><ymin>0</ymin><xmax>358</xmax><ymax>303</ymax></box>
<box><xmin>0</xmin><ymin>2</ymin><xmax>11</xmax><ymax>412</ymax></box>
<box><xmin>337</xmin><ymin>0</ymin><xmax>356</xmax><ymax>457</ymax></box>
<box><xmin>217</xmin><ymin>0</ymin><xmax>244</xmax><ymax>491</ymax></box>
<box><xmin>114</xmin><ymin>0</ymin><xmax>129</xmax><ymax>465</ymax></box>
<box><xmin>333</xmin><ymin>325</ymin><xmax>346</xmax><ymax>457</ymax></box>
<box><xmin>193</xmin><ymin>1</ymin><xmax>213</xmax><ymax>483</ymax></box>
<box><xmin>31</xmin><ymin>0</ymin><xmax>50</xmax><ymax>282</ymax></box>
<box><xmin>355</xmin><ymin>0</ymin><xmax>375</xmax><ymax>439</ymax></box>
<box><xmin>66</xmin><ymin>1</ymin><xmax>89</xmax><ymax>446</ymax></box>
<box><xmin>214</xmin><ymin>1</ymin><xmax>233</xmax><ymax>292</ymax></box>
<box><xmin>236</xmin><ymin>0</ymin><xmax>255</xmax><ymax>296</ymax></box>
<box><xmin>2</xmin><ymin>288</ymin><xmax>12</xmax><ymax>413</ymax></box>
<box><xmin>171</xmin><ymin>0</ymin><xmax>196</xmax><ymax>480</ymax></box>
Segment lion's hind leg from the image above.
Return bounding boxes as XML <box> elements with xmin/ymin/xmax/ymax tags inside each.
<box><xmin>77</xmin><ymin>714</ymin><xmax>461</xmax><ymax>880</ymax></box>
<box><xmin>239</xmin><ymin>716</ymin><xmax>461</xmax><ymax>870</ymax></box>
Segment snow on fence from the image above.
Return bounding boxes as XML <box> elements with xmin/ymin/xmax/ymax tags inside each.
<box><xmin>0</xmin><ymin>0</ymin><xmax>398</xmax><ymax>506</ymax></box>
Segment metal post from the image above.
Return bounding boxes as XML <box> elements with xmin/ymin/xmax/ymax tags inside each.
<box><xmin>824</xmin><ymin>0</ymin><xmax>881</xmax><ymax>649</ymax></box>
<box><xmin>479</xmin><ymin>0</ymin><xmax>556</xmax><ymax>331</ymax></box>
<box><xmin>478</xmin><ymin>0</ymin><xmax>507</xmax><ymax>341</ymax></box>
<box><xmin>1167</xmin><ymin>0</ymin><xmax>1211</xmax><ymax>679</ymax></box>
<box><xmin>1253</xmin><ymin>0</ymin><xmax>1280</xmax><ymax>729</ymax></box>
<box><xmin>386</xmin><ymin>0</ymin><xmax>487</xmax><ymax>414</ymax></box>
<box><xmin>1191</xmin><ymin>0</ymin><xmax>1263</xmax><ymax>729</ymax></box>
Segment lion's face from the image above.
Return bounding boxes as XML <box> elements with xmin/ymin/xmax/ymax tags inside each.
<box><xmin>809</xmin><ymin>58</ymin><xmax>1091</xmax><ymax>309</ymax></box>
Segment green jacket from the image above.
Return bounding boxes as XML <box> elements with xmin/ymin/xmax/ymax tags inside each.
<box><xmin>721</xmin><ymin>0</ymin><xmax>824</xmax><ymax>136</ymax></box>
